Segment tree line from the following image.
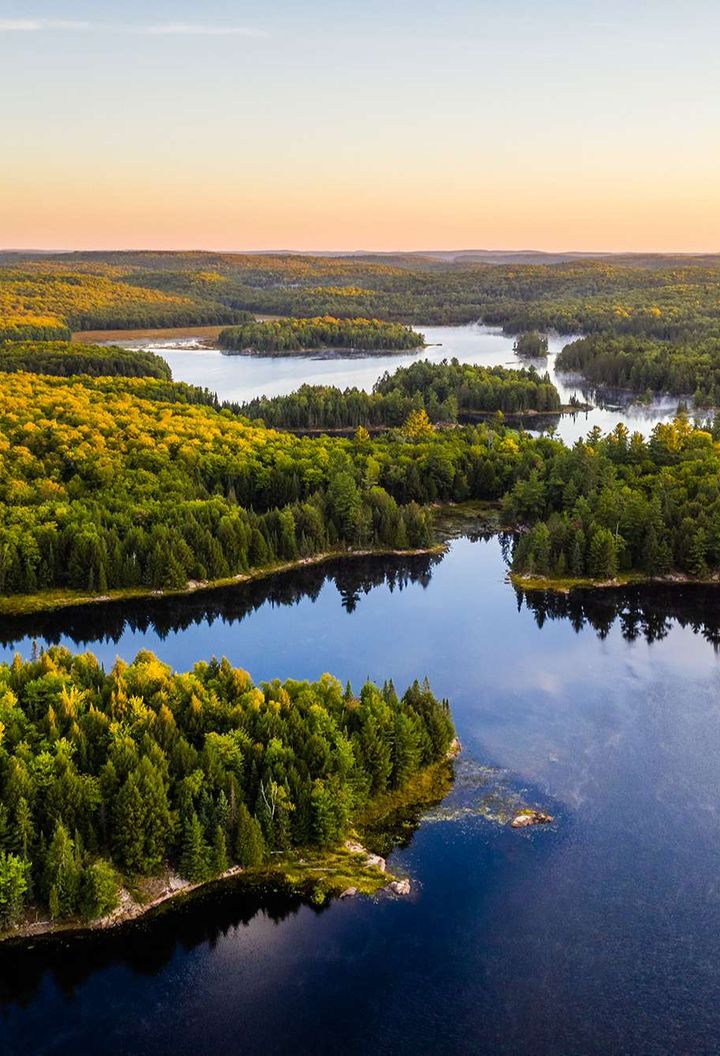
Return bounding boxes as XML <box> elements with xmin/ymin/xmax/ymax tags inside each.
<box><xmin>218</xmin><ymin>316</ymin><xmax>424</xmax><ymax>355</ymax></box>
<box><xmin>556</xmin><ymin>334</ymin><xmax>720</xmax><ymax>404</ymax></box>
<box><xmin>238</xmin><ymin>359</ymin><xmax>561</xmax><ymax>430</ymax></box>
<box><xmin>509</xmin><ymin>417</ymin><xmax>720</xmax><ymax>580</ymax></box>
<box><xmin>0</xmin><ymin>647</ymin><xmax>454</xmax><ymax>926</ymax></box>
<box><xmin>0</xmin><ymin>342</ymin><xmax>172</xmax><ymax>380</ymax></box>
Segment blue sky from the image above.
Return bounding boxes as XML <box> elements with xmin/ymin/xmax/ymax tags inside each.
<box><xmin>1</xmin><ymin>0</ymin><xmax>718</xmax><ymax>250</ymax></box>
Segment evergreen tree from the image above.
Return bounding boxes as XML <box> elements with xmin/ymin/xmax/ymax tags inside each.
<box><xmin>234</xmin><ymin>803</ymin><xmax>266</xmax><ymax>867</ymax></box>
<box><xmin>179</xmin><ymin>812</ymin><xmax>209</xmax><ymax>882</ymax></box>
<box><xmin>43</xmin><ymin>821</ymin><xmax>81</xmax><ymax>918</ymax></box>
<box><xmin>0</xmin><ymin>851</ymin><xmax>28</xmax><ymax>927</ymax></box>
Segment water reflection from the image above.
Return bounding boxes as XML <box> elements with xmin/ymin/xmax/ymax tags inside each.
<box><xmin>5</xmin><ymin>540</ymin><xmax>720</xmax><ymax>657</ymax></box>
<box><xmin>517</xmin><ymin>582</ymin><xmax>720</xmax><ymax>647</ymax></box>
<box><xmin>0</xmin><ymin>883</ymin><xmax>313</xmax><ymax>1009</ymax></box>
<box><xmin>0</xmin><ymin>553</ymin><xmax>442</xmax><ymax>650</ymax></box>
<box><xmin>129</xmin><ymin>324</ymin><xmax>679</xmax><ymax>445</ymax></box>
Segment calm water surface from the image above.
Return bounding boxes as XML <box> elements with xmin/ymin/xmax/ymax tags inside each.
<box><xmin>120</xmin><ymin>324</ymin><xmax>681</xmax><ymax>445</ymax></box>
<box><xmin>2</xmin><ymin>538</ymin><xmax>720</xmax><ymax>1055</ymax></box>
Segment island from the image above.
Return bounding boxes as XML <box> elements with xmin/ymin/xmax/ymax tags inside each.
<box><xmin>513</xmin><ymin>331</ymin><xmax>549</xmax><ymax>358</ymax></box>
<box><xmin>238</xmin><ymin>358</ymin><xmax>562</xmax><ymax>429</ymax></box>
<box><xmin>0</xmin><ymin>648</ymin><xmax>457</xmax><ymax>941</ymax></box>
<box><xmin>217</xmin><ymin>316</ymin><xmax>425</xmax><ymax>356</ymax></box>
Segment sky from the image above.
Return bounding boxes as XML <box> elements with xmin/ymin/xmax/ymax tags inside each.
<box><xmin>0</xmin><ymin>0</ymin><xmax>718</xmax><ymax>253</ymax></box>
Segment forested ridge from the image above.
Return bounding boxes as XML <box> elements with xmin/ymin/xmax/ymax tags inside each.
<box><xmin>238</xmin><ymin>360</ymin><xmax>561</xmax><ymax>431</ymax></box>
<box><xmin>0</xmin><ymin>648</ymin><xmax>454</xmax><ymax>926</ymax></box>
<box><xmin>4</xmin><ymin>253</ymin><xmax>720</xmax><ymax>399</ymax></box>
<box><xmin>0</xmin><ymin>341</ymin><xmax>171</xmax><ymax>380</ymax></box>
<box><xmin>218</xmin><ymin>316</ymin><xmax>424</xmax><ymax>354</ymax></box>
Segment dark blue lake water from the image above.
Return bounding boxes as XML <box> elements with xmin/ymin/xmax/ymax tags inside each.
<box><xmin>1</xmin><ymin>537</ymin><xmax>720</xmax><ymax>1055</ymax></box>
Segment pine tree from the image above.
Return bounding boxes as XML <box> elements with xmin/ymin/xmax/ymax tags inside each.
<box><xmin>179</xmin><ymin>812</ymin><xmax>209</xmax><ymax>882</ymax></box>
<box><xmin>209</xmin><ymin>826</ymin><xmax>229</xmax><ymax>876</ymax></box>
<box><xmin>0</xmin><ymin>851</ymin><xmax>28</xmax><ymax>927</ymax></box>
<box><xmin>80</xmin><ymin>859</ymin><xmax>120</xmax><ymax>920</ymax></box>
<box><xmin>44</xmin><ymin>821</ymin><xmax>81</xmax><ymax>918</ymax></box>
<box><xmin>113</xmin><ymin>771</ymin><xmax>146</xmax><ymax>873</ymax></box>
<box><xmin>234</xmin><ymin>803</ymin><xmax>266</xmax><ymax>867</ymax></box>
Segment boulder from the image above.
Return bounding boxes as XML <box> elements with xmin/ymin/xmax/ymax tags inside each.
<box><xmin>386</xmin><ymin>878</ymin><xmax>411</xmax><ymax>896</ymax></box>
<box><xmin>511</xmin><ymin>809</ymin><xmax>554</xmax><ymax>828</ymax></box>
<box><xmin>339</xmin><ymin>887</ymin><xmax>358</xmax><ymax>899</ymax></box>
<box><xmin>365</xmin><ymin>853</ymin><xmax>386</xmax><ymax>872</ymax></box>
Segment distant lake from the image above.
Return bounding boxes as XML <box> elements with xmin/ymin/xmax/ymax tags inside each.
<box><xmin>111</xmin><ymin>323</ymin><xmax>681</xmax><ymax>444</ymax></box>
<box><xmin>2</xmin><ymin>537</ymin><xmax>720</xmax><ymax>1055</ymax></box>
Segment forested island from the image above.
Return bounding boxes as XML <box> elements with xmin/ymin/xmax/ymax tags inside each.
<box><xmin>239</xmin><ymin>360</ymin><xmax>561</xmax><ymax>430</ymax></box>
<box><xmin>0</xmin><ymin>648</ymin><xmax>455</xmax><ymax>935</ymax></box>
<box><xmin>513</xmin><ymin>332</ymin><xmax>549</xmax><ymax>358</ymax></box>
<box><xmin>217</xmin><ymin>316</ymin><xmax>424</xmax><ymax>356</ymax></box>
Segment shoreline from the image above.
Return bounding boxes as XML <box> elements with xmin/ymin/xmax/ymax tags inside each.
<box><xmin>0</xmin><ymin>544</ymin><xmax>447</xmax><ymax>618</ymax></box>
<box><xmin>510</xmin><ymin>569</ymin><xmax>720</xmax><ymax>594</ymax></box>
<box><xmin>0</xmin><ymin>848</ymin><xmax>392</xmax><ymax>949</ymax></box>
<box><xmin>0</xmin><ymin>750</ymin><xmax>460</xmax><ymax>949</ymax></box>
<box><xmin>219</xmin><ymin>343</ymin><xmax>427</xmax><ymax>359</ymax></box>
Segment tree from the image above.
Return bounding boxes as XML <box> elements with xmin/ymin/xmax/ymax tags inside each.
<box><xmin>179</xmin><ymin>812</ymin><xmax>209</xmax><ymax>882</ymax></box>
<box><xmin>44</xmin><ymin>821</ymin><xmax>81</xmax><ymax>918</ymax></box>
<box><xmin>234</xmin><ymin>803</ymin><xmax>266</xmax><ymax>867</ymax></box>
<box><xmin>80</xmin><ymin>859</ymin><xmax>120</xmax><ymax>920</ymax></box>
<box><xmin>0</xmin><ymin>851</ymin><xmax>28</xmax><ymax>927</ymax></box>
<box><xmin>209</xmin><ymin>825</ymin><xmax>229</xmax><ymax>875</ymax></box>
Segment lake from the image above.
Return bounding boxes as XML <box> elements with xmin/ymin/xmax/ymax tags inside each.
<box><xmin>112</xmin><ymin>324</ymin><xmax>681</xmax><ymax>445</ymax></box>
<box><xmin>2</xmin><ymin>536</ymin><xmax>720</xmax><ymax>1055</ymax></box>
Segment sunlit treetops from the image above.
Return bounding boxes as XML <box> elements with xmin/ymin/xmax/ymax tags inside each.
<box><xmin>0</xmin><ymin>647</ymin><xmax>454</xmax><ymax>925</ymax></box>
<box><xmin>218</xmin><ymin>316</ymin><xmax>425</xmax><ymax>354</ymax></box>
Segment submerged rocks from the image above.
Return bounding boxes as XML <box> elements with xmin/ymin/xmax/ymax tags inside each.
<box><xmin>511</xmin><ymin>809</ymin><xmax>554</xmax><ymax>828</ymax></box>
<box><xmin>385</xmin><ymin>878</ymin><xmax>411</xmax><ymax>896</ymax></box>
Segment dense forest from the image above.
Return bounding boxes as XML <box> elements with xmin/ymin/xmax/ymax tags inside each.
<box><xmin>508</xmin><ymin>417</ymin><xmax>720</xmax><ymax>581</ymax></box>
<box><xmin>0</xmin><ymin>648</ymin><xmax>454</xmax><ymax>925</ymax></box>
<box><xmin>4</xmin><ymin>254</ymin><xmax>720</xmax><ymax>404</ymax></box>
<box><xmin>3</xmin><ymin>251</ymin><xmax>720</xmax><ymax>336</ymax></box>
<box><xmin>239</xmin><ymin>360</ymin><xmax>561</xmax><ymax>430</ymax></box>
<box><xmin>218</xmin><ymin>317</ymin><xmax>424</xmax><ymax>355</ymax></box>
<box><xmin>3</xmin><ymin>361</ymin><xmax>720</xmax><ymax>598</ymax></box>
<box><xmin>0</xmin><ymin>372</ymin><xmax>518</xmax><ymax>599</ymax></box>
<box><xmin>556</xmin><ymin>335</ymin><xmax>720</xmax><ymax>404</ymax></box>
<box><xmin>0</xmin><ymin>342</ymin><xmax>172</xmax><ymax>380</ymax></box>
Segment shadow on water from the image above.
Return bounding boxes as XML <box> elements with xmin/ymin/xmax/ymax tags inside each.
<box><xmin>0</xmin><ymin>882</ymin><xmax>312</xmax><ymax>1011</ymax></box>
